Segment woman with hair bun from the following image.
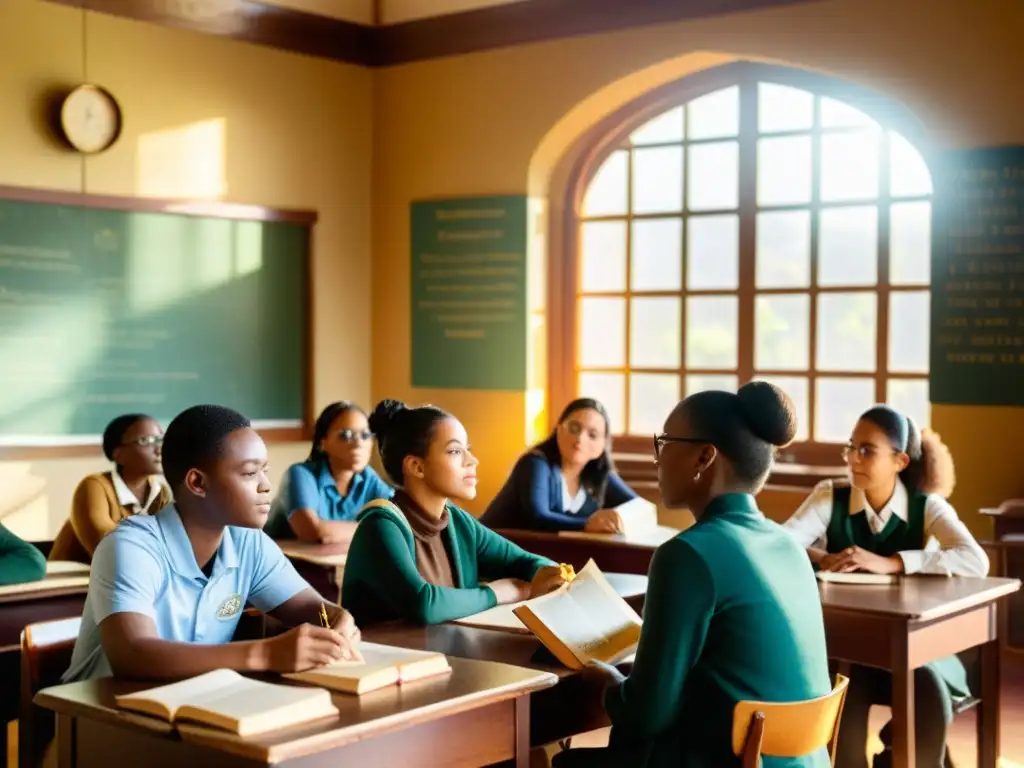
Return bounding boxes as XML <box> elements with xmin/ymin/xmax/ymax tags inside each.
<box><xmin>784</xmin><ymin>404</ymin><xmax>988</xmax><ymax>767</ymax></box>
<box><xmin>555</xmin><ymin>382</ymin><xmax>832</xmax><ymax>767</ymax></box>
<box><xmin>341</xmin><ymin>400</ymin><xmax>567</xmax><ymax>627</ymax></box>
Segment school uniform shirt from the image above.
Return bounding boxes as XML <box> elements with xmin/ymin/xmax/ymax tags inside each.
<box><xmin>479</xmin><ymin>450</ymin><xmax>638</xmax><ymax>531</ymax></box>
<box><xmin>342</xmin><ymin>498</ymin><xmax>555</xmax><ymax>626</ymax></box>
<box><xmin>50</xmin><ymin>471</ymin><xmax>172</xmax><ymax>565</ymax></box>
<box><xmin>264</xmin><ymin>460</ymin><xmax>393</xmax><ymax>539</ymax></box>
<box><xmin>0</xmin><ymin>523</ymin><xmax>46</xmax><ymax>586</ymax></box>
<box><xmin>604</xmin><ymin>494</ymin><xmax>831</xmax><ymax>768</ymax></box>
<box><xmin>62</xmin><ymin>504</ymin><xmax>309</xmax><ymax>683</ymax></box>
<box><xmin>784</xmin><ymin>479</ymin><xmax>989</xmax><ymax>577</ymax></box>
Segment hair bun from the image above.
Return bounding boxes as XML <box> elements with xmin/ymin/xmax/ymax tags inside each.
<box><xmin>736</xmin><ymin>381</ymin><xmax>797</xmax><ymax>448</ymax></box>
<box><xmin>368</xmin><ymin>399</ymin><xmax>406</xmax><ymax>439</ymax></box>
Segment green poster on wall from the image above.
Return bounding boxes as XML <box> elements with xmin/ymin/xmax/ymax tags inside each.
<box><xmin>410</xmin><ymin>196</ymin><xmax>528</xmax><ymax>390</ymax></box>
<box><xmin>930</xmin><ymin>147</ymin><xmax>1024</xmax><ymax>405</ymax></box>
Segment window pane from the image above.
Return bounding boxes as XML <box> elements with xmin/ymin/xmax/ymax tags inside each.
<box><xmin>820</xmin><ymin>98</ymin><xmax>879</xmax><ymax>129</ymax></box>
<box><xmin>688</xmin><ymin>142</ymin><xmax>739</xmax><ymax>211</ymax></box>
<box><xmin>631</xmin><ymin>298</ymin><xmax>681</xmax><ymax>368</ymax></box>
<box><xmin>816</xmin><ymin>292</ymin><xmax>877</xmax><ymax>372</ymax></box>
<box><xmin>755</xmin><ymin>375</ymin><xmax>809</xmax><ymax>441</ymax></box>
<box><xmin>890</xmin><ymin>131</ymin><xmax>933</xmax><ymax>197</ymax></box>
<box><xmin>757</xmin><ymin>136</ymin><xmax>812</xmax><ymax>206</ymax></box>
<box><xmin>758</xmin><ymin>83</ymin><xmax>813</xmax><ymax>133</ymax></box>
<box><xmin>687</xmin><ymin>214</ymin><xmax>739</xmax><ymax>290</ymax></box>
<box><xmin>686</xmin><ymin>374</ymin><xmax>738</xmax><ymax>395</ymax></box>
<box><xmin>890</xmin><ymin>202</ymin><xmax>931</xmax><ymax>285</ymax></box>
<box><xmin>888</xmin><ymin>291</ymin><xmax>930</xmax><ymax>373</ymax></box>
<box><xmin>815</xmin><ymin>377</ymin><xmax>875</xmax><ymax>443</ymax></box>
<box><xmin>580</xmin><ymin>221</ymin><xmax>626</xmax><ymax>292</ymax></box>
<box><xmin>630</xmin><ymin>106</ymin><xmax>684</xmax><ymax>146</ymax></box>
<box><xmin>818</xmin><ymin>206</ymin><xmax>878</xmax><ymax>287</ymax></box>
<box><xmin>582</xmin><ymin>150</ymin><xmax>628</xmax><ymax>216</ymax></box>
<box><xmin>579</xmin><ymin>297</ymin><xmax>625</xmax><ymax>367</ymax></box>
<box><xmin>687</xmin><ymin>86</ymin><xmax>739</xmax><ymax>140</ymax></box>
<box><xmin>632</xmin><ymin>218</ymin><xmax>682</xmax><ymax>291</ymax></box>
<box><xmin>756</xmin><ymin>210</ymin><xmax>811</xmax><ymax>289</ymax></box>
<box><xmin>887</xmin><ymin>379</ymin><xmax>930</xmax><ymax>429</ymax></box>
<box><xmin>821</xmin><ymin>132</ymin><xmax>881</xmax><ymax>202</ymax></box>
<box><xmin>632</xmin><ymin>146</ymin><xmax>683</xmax><ymax>214</ymax></box>
<box><xmin>579</xmin><ymin>372</ymin><xmax>625</xmax><ymax>435</ymax></box>
<box><xmin>755</xmin><ymin>294</ymin><xmax>810</xmax><ymax>371</ymax></box>
<box><xmin>686</xmin><ymin>296</ymin><xmax>738</xmax><ymax>369</ymax></box>
<box><xmin>629</xmin><ymin>373</ymin><xmax>680</xmax><ymax>435</ymax></box>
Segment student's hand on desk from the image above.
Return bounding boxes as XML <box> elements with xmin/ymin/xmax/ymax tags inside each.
<box><xmin>820</xmin><ymin>546</ymin><xmax>904</xmax><ymax>575</ymax></box>
<box><xmin>584</xmin><ymin>509</ymin><xmax>624</xmax><ymax>534</ymax></box>
<box><xmin>583</xmin><ymin>659</ymin><xmax>628</xmax><ymax>685</ymax></box>
<box><xmin>529</xmin><ymin>566</ymin><xmax>568</xmax><ymax>598</ymax></box>
<box><xmin>265</xmin><ymin>624</ymin><xmax>359</xmax><ymax>672</ymax></box>
<box><xmin>328</xmin><ymin>607</ymin><xmax>363</xmax><ymax>660</ymax></box>
<box><xmin>487</xmin><ymin>577</ymin><xmax>532</xmax><ymax>605</ymax></box>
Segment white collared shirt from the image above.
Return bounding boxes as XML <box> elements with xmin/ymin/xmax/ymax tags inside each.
<box><xmin>110</xmin><ymin>469</ymin><xmax>164</xmax><ymax>515</ymax></box>
<box><xmin>783</xmin><ymin>479</ymin><xmax>989</xmax><ymax>577</ymax></box>
<box><xmin>560</xmin><ymin>474</ymin><xmax>588</xmax><ymax>514</ymax></box>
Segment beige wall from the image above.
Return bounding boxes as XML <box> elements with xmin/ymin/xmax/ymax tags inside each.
<box><xmin>372</xmin><ymin>0</ymin><xmax>1024</xmax><ymax>532</ymax></box>
<box><xmin>0</xmin><ymin>0</ymin><xmax>372</xmax><ymax>538</ymax></box>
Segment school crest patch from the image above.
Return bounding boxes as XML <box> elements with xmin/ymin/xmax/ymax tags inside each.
<box><xmin>216</xmin><ymin>594</ymin><xmax>243</xmax><ymax>620</ymax></box>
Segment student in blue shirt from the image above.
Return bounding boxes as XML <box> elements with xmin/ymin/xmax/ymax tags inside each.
<box><xmin>265</xmin><ymin>401</ymin><xmax>393</xmax><ymax>544</ymax></box>
<box><xmin>63</xmin><ymin>405</ymin><xmax>361</xmax><ymax>683</ymax></box>
<box><xmin>480</xmin><ymin>398</ymin><xmax>639</xmax><ymax>532</ymax></box>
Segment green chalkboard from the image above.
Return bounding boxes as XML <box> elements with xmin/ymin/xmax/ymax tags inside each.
<box><xmin>930</xmin><ymin>147</ymin><xmax>1024</xmax><ymax>405</ymax></box>
<box><xmin>0</xmin><ymin>193</ymin><xmax>310</xmax><ymax>445</ymax></box>
<box><xmin>410</xmin><ymin>196</ymin><xmax>528</xmax><ymax>390</ymax></box>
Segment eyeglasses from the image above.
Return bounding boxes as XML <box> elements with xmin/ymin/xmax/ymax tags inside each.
<box><xmin>841</xmin><ymin>443</ymin><xmax>898</xmax><ymax>462</ymax></box>
<box><xmin>653</xmin><ymin>433</ymin><xmax>706</xmax><ymax>459</ymax></box>
<box><xmin>338</xmin><ymin>429</ymin><xmax>373</xmax><ymax>445</ymax></box>
<box><xmin>562</xmin><ymin>420</ymin><xmax>604</xmax><ymax>441</ymax></box>
<box><xmin>124</xmin><ymin>435</ymin><xmax>163</xmax><ymax>448</ymax></box>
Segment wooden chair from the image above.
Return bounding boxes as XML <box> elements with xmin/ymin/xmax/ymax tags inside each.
<box><xmin>733</xmin><ymin>674</ymin><xmax>850</xmax><ymax>768</ymax></box>
<box><xmin>18</xmin><ymin>617</ymin><xmax>80</xmax><ymax>768</ymax></box>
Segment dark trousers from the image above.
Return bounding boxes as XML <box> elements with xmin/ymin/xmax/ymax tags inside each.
<box><xmin>835</xmin><ymin>663</ymin><xmax>953</xmax><ymax>768</ymax></box>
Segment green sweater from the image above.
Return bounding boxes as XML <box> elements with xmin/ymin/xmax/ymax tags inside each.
<box><xmin>604</xmin><ymin>494</ymin><xmax>831</xmax><ymax>768</ymax></box>
<box><xmin>341</xmin><ymin>499</ymin><xmax>554</xmax><ymax>626</ymax></box>
<box><xmin>0</xmin><ymin>523</ymin><xmax>46</xmax><ymax>586</ymax></box>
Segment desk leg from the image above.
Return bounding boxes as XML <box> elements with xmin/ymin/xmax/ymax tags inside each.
<box><xmin>977</xmin><ymin>638</ymin><xmax>1000</xmax><ymax>768</ymax></box>
<box><xmin>54</xmin><ymin>714</ymin><xmax>74</xmax><ymax>768</ymax></box>
<box><xmin>514</xmin><ymin>695</ymin><xmax>530</xmax><ymax>768</ymax></box>
<box><xmin>891</xmin><ymin>627</ymin><xmax>915</xmax><ymax>768</ymax></box>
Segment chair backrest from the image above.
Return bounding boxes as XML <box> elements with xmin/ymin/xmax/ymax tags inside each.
<box><xmin>732</xmin><ymin>674</ymin><xmax>850</xmax><ymax>768</ymax></box>
<box><xmin>19</xmin><ymin>616</ymin><xmax>81</xmax><ymax>768</ymax></box>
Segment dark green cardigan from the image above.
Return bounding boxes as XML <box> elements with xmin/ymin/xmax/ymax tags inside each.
<box><xmin>341</xmin><ymin>499</ymin><xmax>554</xmax><ymax>626</ymax></box>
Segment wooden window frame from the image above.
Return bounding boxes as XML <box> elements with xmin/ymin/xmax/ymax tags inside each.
<box><xmin>549</xmin><ymin>61</ymin><xmax>935</xmax><ymax>468</ymax></box>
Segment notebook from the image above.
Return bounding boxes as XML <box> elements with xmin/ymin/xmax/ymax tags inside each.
<box><xmin>512</xmin><ymin>559</ymin><xmax>642</xmax><ymax>669</ymax></box>
<box><xmin>815</xmin><ymin>571</ymin><xmax>897</xmax><ymax>585</ymax></box>
<box><xmin>285</xmin><ymin>642</ymin><xmax>451</xmax><ymax>695</ymax></box>
<box><xmin>114</xmin><ymin>669</ymin><xmax>338</xmax><ymax>736</ymax></box>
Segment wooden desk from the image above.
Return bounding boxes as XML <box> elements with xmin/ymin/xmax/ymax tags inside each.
<box><xmin>820</xmin><ymin>576</ymin><xmax>1020</xmax><ymax>768</ymax></box>
<box><xmin>981</xmin><ymin>504</ymin><xmax>1024</xmax><ymax>650</ymax></box>
<box><xmin>35</xmin><ymin>657</ymin><xmax>557</xmax><ymax>767</ymax></box>
<box><xmin>493</xmin><ymin>529</ymin><xmax>678</xmax><ymax>576</ymax></box>
<box><xmin>276</xmin><ymin>541</ymin><xmax>348</xmax><ymax>603</ymax></box>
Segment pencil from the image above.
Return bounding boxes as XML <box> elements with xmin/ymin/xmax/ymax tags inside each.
<box><xmin>319</xmin><ymin>602</ymin><xmax>330</xmax><ymax>628</ymax></box>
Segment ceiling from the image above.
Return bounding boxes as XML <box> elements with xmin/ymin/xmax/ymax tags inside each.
<box><xmin>261</xmin><ymin>0</ymin><xmax>531</xmax><ymax>25</ymax></box>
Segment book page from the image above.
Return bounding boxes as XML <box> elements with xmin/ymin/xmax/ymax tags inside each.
<box><xmin>287</xmin><ymin>643</ymin><xmax>448</xmax><ymax>687</ymax></box>
<box><xmin>46</xmin><ymin>561</ymin><xmax>91</xmax><ymax>576</ymax></box>
<box><xmin>815</xmin><ymin>571</ymin><xmax>897</xmax><ymax>585</ymax></box>
<box><xmin>177</xmin><ymin>677</ymin><xmax>333</xmax><ymax>726</ymax></box>
<box><xmin>613</xmin><ymin>497</ymin><xmax>658</xmax><ymax>535</ymax></box>
<box><xmin>115</xmin><ymin>669</ymin><xmax>246</xmax><ymax>719</ymax></box>
<box><xmin>452</xmin><ymin>602</ymin><xmax>530</xmax><ymax>633</ymax></box>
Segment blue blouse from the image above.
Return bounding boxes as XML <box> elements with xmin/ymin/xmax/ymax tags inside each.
<box><xmin>265</xmin><ymin>460</ymin><xmax>393</xmax><ymax>539</ymax></box>
<box><xmin>479</xmin><ymin>451</ymin><xmax>638</xmax><ymax>532</ymax></box>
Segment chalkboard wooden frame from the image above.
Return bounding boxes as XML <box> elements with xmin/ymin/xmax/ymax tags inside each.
<box><xmin>0</xmin><ymin>184</ymin><xmax>317</xmax><ymax>460</ymax></box>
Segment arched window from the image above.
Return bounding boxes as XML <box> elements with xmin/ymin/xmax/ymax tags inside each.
<box><xmin>566</xmin><ymin>63</ymin><xmax>933</xmax><ymax>463</ymax></box>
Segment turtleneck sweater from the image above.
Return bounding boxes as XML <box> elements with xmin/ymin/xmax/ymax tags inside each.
<box><xmin>392</xmin><ymin>490</ymin><xmax>456</xmax><ymax>588</ymax></box>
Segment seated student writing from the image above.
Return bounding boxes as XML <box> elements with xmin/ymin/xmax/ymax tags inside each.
<box><xmin>264</xmin><ymin>401</ymin><xmax>392</xmax><ymax>544</ymax></box>
<box><xmin>480</xmin><ymin>398</ymin><xmax>641</xmax><ymax>533</ymax></box>
<box><xmin>62</xmin><ymin>405</ymin><xmax>361</xmax><ymax>683</ymax></box>
<box><xmin>555</xmin><ymin>382</ymin><xmax>831</xmax><ymax>767</ymax></box>
<box><xmin>784</xmin><ymin>405</ymin><xmax>988</xmax><ymax>768</ymax></box>
<box><xmin>342</xmin><ymin>400</ymin><xmax>567</xmax><ymax>626</ymax></box>
<box><xmin>0</xmin><ymin>523</ymin><xmax>46</xmax><ymax>586</ymax></box>
<box><xmin>50</xmin><ymin>414</ymin><xmax>171</xmax><ymax>564</ymax></box>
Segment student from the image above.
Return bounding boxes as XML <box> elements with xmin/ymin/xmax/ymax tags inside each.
<box><xmin>62</xmin><ymin>405</ymin><xmax>360</xmax><ymax>683</ymax></box>
<box><xmin>554</xmin><ymin>383</ymin><xmax>832</xmax><ymax>767</ymax></box>
<box><xmin>0</xmin><ymin>523</ymin><xmax>46</xmax><ymax>586</ymax></box>
<box><xmin>784</xmin><ymin>405</ymin><xmax>988</xmax><ymax>768</ymax></box>
<box><xmin>480</xmin><ymin>398</ymin><xmax>639</xmax><ymax>532</ymax></box>
<box><xmin>50</xmin><ymin>414</ymin><xmax>171</xmax><ymax>564</ymax></box>
<box><xmin>341</xmin><ymin>399</ymin><xmax>567</xmax><ymax>626</ymax></box>
<box><xmin>264</xmin><ymin>402</ymin><xmax>392</xmax><ymax>543</ymax></box>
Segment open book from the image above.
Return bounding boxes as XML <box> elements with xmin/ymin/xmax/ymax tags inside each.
<box><xmin>114</xmin><ymin>669</ymin><xmax>338</xmax><ymax>736</ymax></box>
<box><xmin>285</xmin><ymin>642</ymin><xmax>451</xmax><ymax>695</ymax></box>
<box><xmin>816</xmin><ymin>571</ymin><xmax>897</xmax><ymax>585</ymax></box>
<box><xmin>511</xmin><ymin>559</ymin><xmax>642</xmax><ymax>669</ymax></box>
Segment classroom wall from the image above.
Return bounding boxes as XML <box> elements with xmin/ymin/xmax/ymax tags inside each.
<box><xmin>372</xmin><ymin>0</ymin><xmax>1024</xmax><ymax>533</ymax></box>
<box><xmin>0</xmin><ymin>0</ymin><xmax>373</xmax><ymax>539</ymax></box>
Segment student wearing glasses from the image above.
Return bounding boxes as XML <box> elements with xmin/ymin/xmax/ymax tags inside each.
<box><xmin>265</xmin><ymin>402</ymin><xmax>393</xmax><ymax>544</ymax></box>
<box><xmin>783</xmin><ymin>405</ymin><xmax>988</xmax><ymax>768</ymax></box>
<box><xmin>480</xmin><ymin>398</ymin><xmax>641</xmax><ymax>532</ymax></box>
<box><xmin>50</xmin><ymin>414</ymin><xmax>170</xmax><ymax>564</ymax></box>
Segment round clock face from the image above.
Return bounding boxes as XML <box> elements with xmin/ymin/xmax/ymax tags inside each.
<box><xmin>61</xmin><ymin>85</ymin><xmax>122</xmax><ymax>154</ymax></box>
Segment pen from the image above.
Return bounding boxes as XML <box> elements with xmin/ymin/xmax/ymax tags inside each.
<box><xmin>319</xmin><ymin>602</ymin><xmax>330</xmax><ymax>629</ymax></box>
